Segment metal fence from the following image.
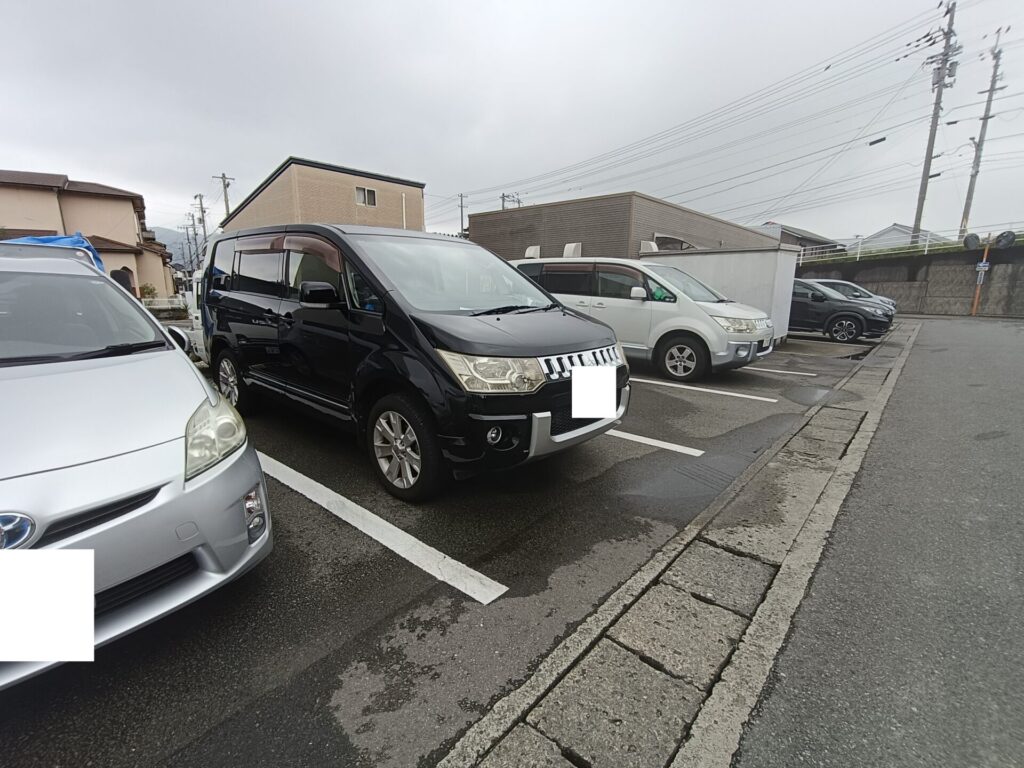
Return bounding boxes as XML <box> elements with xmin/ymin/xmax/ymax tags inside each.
<box><xmin>798</xmin><ymin>221</ymin><xmax>1024</xmax><ymax>265</ymax></box>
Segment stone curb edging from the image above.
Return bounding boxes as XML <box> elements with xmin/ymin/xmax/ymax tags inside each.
<box><xmin>671</xmin><ymin>322</ymin><xmax>921</xmax><ymax>767</ymax></box>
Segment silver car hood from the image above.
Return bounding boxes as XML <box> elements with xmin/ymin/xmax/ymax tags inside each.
<box><xmin>695</xmin><ymin>301</ymin><xmax>768</xmax><ymax>320</ymax></box>
<box><xmin>0</xmin><ymin>351</ymin><xmax>212</xmax><ymax>481</ymax></box>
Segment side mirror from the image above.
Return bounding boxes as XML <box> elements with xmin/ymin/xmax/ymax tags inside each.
<box><xmin>630</xmin><ymin>286</ymin><xmax>648</xmax><ymax>300</ymax></box>
<box><xmin>811</xmin><ymin>292</ymin><xmax>827</xmax><ymax>302</ymax></box>
<box><xmin>167</xmin><ymin>325</ymin><xmax>191</xmax><ymax>353</ymax></box>
<box><xmin>299</xmin><ymin>281</ymin><xmax>343</xmax><ymax>308</ymax></box>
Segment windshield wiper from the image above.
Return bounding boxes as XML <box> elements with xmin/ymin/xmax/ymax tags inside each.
<box><xmin>716</xmin><ymin>298</ymin><xmax>734</xmax><ymax>303</ymax></box>
<box><xmin>70</xmin><ymin>340</ymin><xmax>169</xmax><ymax>359</ymax></box>
<box><xmin>514</xmin><ymin>303</ymin><xmax>560</xmax><ymax>313</ymax></box>
<box><xmin>0</xmin><ymin>354</ymin><xmax>72</xmax><ymax>368</ymax></box>
<box><xmin>471</xmin><ymin>305</ymin><xmax>534</xmax><ymax>316</ymax></box>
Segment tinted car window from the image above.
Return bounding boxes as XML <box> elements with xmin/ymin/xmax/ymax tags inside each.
<box><xmin>596</xmin><ymin>265</ymin><xmax>644</xmax><ymax>299</ymax></box>
<box><xmin>541</xmin><ymin>263</ymin><xmax>594</xmax><ymax>296</ymax></box>
<box><xmin>285</xmin><ymin>237</ymin><xmax>342</xmax><ymax>299</ymax></box>
<box><xmin>793</xmin><ymin>280</ymin><xmax>814</xmax><ymax>298</ymax></box>
<box><xmin>234</xmin><ymin>251</ymin><xmax>284</xmax><ymax>296</ymax></box>
<box><xmin>517</xmin><ymin>262</ymin><xmax>543</xmax><ymax>280</ymax></box>
<box><xmin>346</xmin><ymin>262</ymin><xmax>383</xmax><ymax>312</ymax></box>
<box><xmin>0</xmin><ymin>271</ymin><xmax>164</xmax><ymax>365</ymax></box>
<box><xmin>209</xmin><ymin>239</ymin><xmax>234</xmax><ymax>290</ymax></box>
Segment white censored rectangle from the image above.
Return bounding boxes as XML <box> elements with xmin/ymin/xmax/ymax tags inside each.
<box><xmin>571</xmin><ymin>365</ymin><xmax>616</xmax><ymax>418</ymax></box>
<box><xmin>0</xmin><ymin>550</ymin><xmax>94</xmax><ymax>662</ymax></box>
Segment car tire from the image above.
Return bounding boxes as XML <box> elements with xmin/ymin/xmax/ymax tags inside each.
<box><xmin>826</xmin><ymin>315</ymin><xmax>863</xmax><ymax>343</ymax></box>
<box><xmin>655</xmin><ymin>334</ymin><xmax>709</xmax><ymax>382</ymax></box>
<box><xmin>215</xmin><ymin>349</ymin><xmax>256</xmax><ymax>413</ymax></box>
<box><xmin>367</xmin><ymin>393</ymin><xmax>448</xmax><ymax>502</ymax></box>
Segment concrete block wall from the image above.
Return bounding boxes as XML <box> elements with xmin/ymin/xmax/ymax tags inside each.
<box><xmin>799</xmin><ymin>246</ymin><xmax>1024</xmax><ymax>317</ymax></box>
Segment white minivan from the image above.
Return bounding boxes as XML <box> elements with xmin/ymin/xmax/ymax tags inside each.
<box><xmin>513</xmin><ymin>257</ymin><xmax>773</xmax><ymax>382</ymax></box>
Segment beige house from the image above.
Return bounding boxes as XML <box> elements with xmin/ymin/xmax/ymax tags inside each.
<box><xmin>0</xmin><ymin>169</ymin><xmax>175</xmax><ymax>297</ymax></box>
<box><xmin>221</xmin><ymin>157</ymin><xmax>426</xmax><ymax>232</ymax></box>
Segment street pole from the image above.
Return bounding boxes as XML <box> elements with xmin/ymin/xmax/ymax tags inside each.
<box><xmin>959</xmin><ymin>31</ymin><xmax>1003</xmax><ymax>237</ymax></box>
<box><xmin>458</xmin><ymin>193</ymin><xmax>466</xmax><ymax>233</ymax></box>
<box><xmin>194</xmin><ymin>194</ymin><xmax>209</xmax><ymax>244</ymax></box>
<box><xmin>501</xmin><ymin>193</ymin><xmax>507</xmax><ymax>210</ymax></box>
<box><xmin>912</xmin><ymin>1</ymin><xmax>958</xmax><ymax>245</ymax></box>
<box><xmin>212</xmin><ymin>173</ymin><xmax>234</xmax><ymax>218</ymax></box>
<box><xmin>970</xmin><ymin>236</ymin><xmax>992</xmax><ymax>316</ymax></box>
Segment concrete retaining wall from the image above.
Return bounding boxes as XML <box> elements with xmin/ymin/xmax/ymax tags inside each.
<box><xmin>798</xmin><ymin>245</ymin><xmax>1024</xmax><ymax>316</ymax></box>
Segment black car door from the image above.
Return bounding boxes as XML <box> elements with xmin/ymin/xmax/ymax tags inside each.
<box><xmin>217</xmin><ymin>236</ymin><xmax>285</xmax><ymax>377</ymax></box>
<box><xmin>790</xmin><ymin>280</ymin><xmax>815</xmax><ymax>330</ymax></box>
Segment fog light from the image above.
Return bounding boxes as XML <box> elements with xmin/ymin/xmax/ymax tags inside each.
<box><xmin>486</xmin><ymin>426</ymin><xmax>502</xmax><ymax>445</ymax></box>
<box><xmin>736</xmin><ymin>345</ymin><xmax>750</xmax><ymax>357</ymax></box>
<box><xmin>243</xmin><ymin>486</ymin><xmax>267</xmax><ymax>543</ymax></box>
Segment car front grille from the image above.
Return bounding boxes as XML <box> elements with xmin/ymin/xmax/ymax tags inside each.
<box><xmin>549</xmin><ymin>388</ymin><xmax>623</xmax><ymax>436</ymax></box>
<box><xmin>537</xmin><ymin>344</ymin><xmax>623</xmax><ymax>381</ymax></box>
<box><xmin>94</xmin><ymin>553</ymin><xmax>198</xmax><ymax>617</ymax></box>
<box><xmin>34</xmin><ymin>487</ymin><xmax>161</xmax><ymax>548</ymax></box>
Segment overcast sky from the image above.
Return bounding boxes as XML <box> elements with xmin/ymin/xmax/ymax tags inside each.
<box><xmin>5</xmin><ymin>0</ymin><xmax>1022</xmax><ymax>244</ymax></box>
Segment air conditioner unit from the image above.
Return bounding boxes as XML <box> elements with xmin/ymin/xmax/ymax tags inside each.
<box><xmin>563</xmin><ymin>242</ymin><xmax>582</xmax><ymax>258</ymax></box>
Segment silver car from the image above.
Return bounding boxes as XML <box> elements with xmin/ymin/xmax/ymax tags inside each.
<box><xmin>0</xmin><ymin>242</ymin><xmax>272</xmax><ymax>689</ymax></box>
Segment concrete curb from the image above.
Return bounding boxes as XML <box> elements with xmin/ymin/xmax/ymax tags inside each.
<box><xmin>670</xmin><ymin>322</ymin><xmax>921</xmax><ymax>768</ymax></box>
<box><xmin>438</xmin><ymin>331</ymin><xmax>907</xmax><ymax>768</ymax></box>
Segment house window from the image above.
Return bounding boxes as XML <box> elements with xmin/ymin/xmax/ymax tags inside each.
<box><xmin>356</xmin><ymin>187</ymin><xmax>377</xmax><ymax>207</ymax></box>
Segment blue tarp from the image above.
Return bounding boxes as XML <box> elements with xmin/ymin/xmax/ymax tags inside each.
<box><xmin>0</xmin><ymin>232</ymin><xmax>105</xmax><ymax>272</ymax></box>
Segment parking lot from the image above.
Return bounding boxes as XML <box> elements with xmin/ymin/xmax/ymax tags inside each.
<box><xmin>0</xmin><ymin>338</ymin><xmax>875</xmax><ymax>768</ymax></box>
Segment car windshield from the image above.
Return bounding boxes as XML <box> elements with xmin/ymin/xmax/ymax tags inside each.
<box><xmin>348</xmin><ymin>235</ymin><xmax>552</xmax><ymax>313</ymax></box>
<box><xmin>0</xmin><ymin>271</ymin><xmax>166</xmax><ymax>366</ymax></box>
<box><xmin>646</xmin><ymin>264</ymin><xmax>728</xmax><ymax>302</ymax></box>
<box><xmin>807</xmin><ymin>281</ymin><xmax>850</xmax><ymax>301</ymax></box>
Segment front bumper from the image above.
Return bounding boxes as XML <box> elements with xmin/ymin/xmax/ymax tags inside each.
<box><xmin>438</xmin><ymin>364</ymin><xmax>630</xmax><ymax>475</ymax></box>
<box><xmin>711</xmin><ymin>333</ymin><xmax>774</xmax><ymax>371</ymax></box>
<box><xmin>863</xmin><ymin>316</ymin><xmax>894</xmax><ymax>337</ymax></box>
<box><xmin>0</xmin><ymin>440</ymin><xmax>272</xmax><ymax>691</ymax></box>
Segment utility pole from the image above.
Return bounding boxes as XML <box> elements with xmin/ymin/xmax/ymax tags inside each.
<box><xmin>458</xmin><ymin>193</ymin><xmax>466</xmax><ymax>233</ymax></box>
<box><xmin>193</xmin><ymin>194</ymin><xmax>209</xmax><ymax>245</ymax></box>
<box><xmin>178</xmin><ymin>224</ymin><xmax>195</xmax><ymax>272</ymax></box>
<box><xmin>959</xmin><ymin>30</ymin><xmax>1004</xmax><ymax>237</ymax></box>
<box><xmin>186</xmin><ymin>212</ymin><xmax>201</xmax><ymax>267</ymax></box>
<box><xmin>500</xmin><ymin>193</ymin><xmax>508</xmax><ymax>210</ymax></box>
<box><xmin>912</xmin><ymin>1</ymin><xmax>960</xmax><ymax>244</ymax></box>
<box><xmin>212</xmin><ymin>173</ymin><xmax>234</xmax><ymax>218</ymax></box>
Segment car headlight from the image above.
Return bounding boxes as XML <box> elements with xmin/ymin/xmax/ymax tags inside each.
<box><xmin>869</xmin><ymin>308</ymin><xmax>885</xmax><ymax>316</ymax></box>
<box><xmin>185</xmin><ymin>393</ymin><xmax>247</xmax><ymax>479</ymax></box>
<box><xmin>437</xmin><ymin>350</ymin><xmax>546</xmax><ymax>393</ymax></box>
<box><xmin>711</xmin><ymin>316</ymin><xmax>756</xmax><ymax>333</ymax></box>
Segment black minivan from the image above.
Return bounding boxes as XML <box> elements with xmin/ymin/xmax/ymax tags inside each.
<box><xmin>201</xmin><ymin>225</ymin><xmax>630</xmax><ymax>500</ymax></box>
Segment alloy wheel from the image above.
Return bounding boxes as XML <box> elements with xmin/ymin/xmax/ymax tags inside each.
<box><xmin>373</xmin><ymin>411</ymin><xmax>422</xmax><ymax>489</ymax></box>
<box><xmin>832</xmin><ymin>319</ymin><xmax>858</xmax><ymax>342</ymax></box>
<box><xmin>665</xmin><ymin>344</ymin><xmax>697</xmax><ymax>377</ymax></box>
<box><xmin>218</xmin><ymin>357</ymin><xmax>240</xmax><ymax>405</ymax></box>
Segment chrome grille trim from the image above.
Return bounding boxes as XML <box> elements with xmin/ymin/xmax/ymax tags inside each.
<box><xmin>537</xmin><ymin>344</ymin><xmax>623</xmax><ymax>381</ymax></box>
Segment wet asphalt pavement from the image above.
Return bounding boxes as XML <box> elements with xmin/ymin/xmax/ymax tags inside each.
<box><xmin>735</xmin><ymin>317</ymin><xmax>1024</xmax><ymax>768</ymax></box>
<box><xmin>0</xmin><ymin>340</ymin><xmax>864</xmax><ymax>767</ymax></box>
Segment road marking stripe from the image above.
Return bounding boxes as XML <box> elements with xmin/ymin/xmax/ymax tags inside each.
<box><xmin>606</xmin><ymin>430</ymin><xmax>705</xmax><ymax>457</ymax></box>
<box><xmin>257</xmin><ymin>452</ymin><xmax>508</xmax><ymax>605</ymax></box>
<box><xmin>745</xmin><ymin>366</ymin><xmax>818</xmax><ymax>377</ymax></box>
<box><xmin>629</xmin><ymin>376</ymin><xmax>779</xmax><ymax>403</ymax></box>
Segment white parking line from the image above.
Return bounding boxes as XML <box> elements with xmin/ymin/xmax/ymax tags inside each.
<box><xmin>745</xmin><ymin>366</ymin><xmax>818</xmax><ymax>377</ymax></box>
<box><xmin>629</xmin><ymin>376</ymin><xmax>779</xmax><ymax>403</ymax></box>
<box><xmin>606</xmin><ymin>430</ymin><xmax>705</xmax><ymax>457</ymax></box>
<box><xmin>257</xmin><ymin>452</ymin><xmax>508</xmax><ymax>605</ymax></box>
